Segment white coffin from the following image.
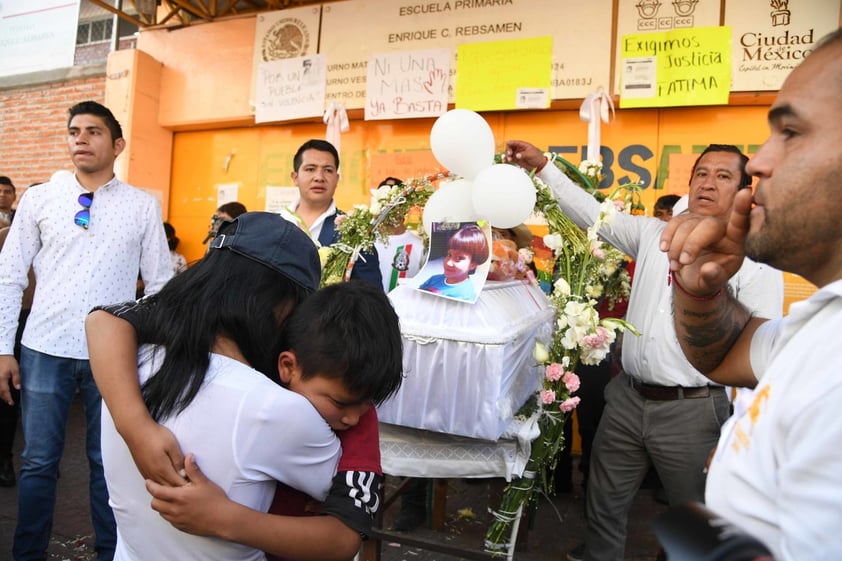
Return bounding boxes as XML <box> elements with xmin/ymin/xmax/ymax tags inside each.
<box><xmin>377</xmin><ymin>280</ymin><xmax>555</xmax><ymax>441</ymax></box>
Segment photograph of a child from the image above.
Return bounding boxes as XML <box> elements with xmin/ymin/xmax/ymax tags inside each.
<box><xmin>412</xmin><ymin>221</ymin><xmax>491</xmax><ymax>303</ymax></box>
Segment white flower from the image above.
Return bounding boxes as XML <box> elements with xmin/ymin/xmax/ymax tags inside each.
<box><xmin>597</xmin><ymin>199</ymin><xmax>618</xmax><ymax>228</ymax></box>
<box><xmin>585</xmin><ymin>284</ymin><xmax>603</xmax><ymax>299</ymax></box>
<box><xmin>532</xmin><ymin>341</ymin><xmax>550</xmax><ymax>363</ymax></box>
<box><xmin>553</xmin><ymin>277</ymin><xmax>571</xmax><ymax>298</ymax></box>
<box><xmin>599</xmin><ymin>261</ymin><xmax>617</xmax><ymax>278</ymax></box>
<box><xmin>374</xmin><ymin>184</ymin><xmax>393</xmax><ymax>202</ymax></box>
<box><xmin>578</xmin><ymin>159</ymin><xmax>603</xmax><ymax>178</ymax></box>
<box><xmin>543</xmin><ymin>233</ymin><xmax>564</xmax><ymax>251</ymax></box>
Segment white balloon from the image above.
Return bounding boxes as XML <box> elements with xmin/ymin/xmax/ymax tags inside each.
<box><xmin>429</xmin><ymin>109</ymin><xmax>495</xmax><ymax>180</ymax></box>
<box><xmin>471</xmin><ymin>164</ymin><xmax>536</xmax><ymax>229</ymax></box>
<box><xmin>422</xmin><ymin>179</ymin><xmax>478</xmax><ymax>235</ymax></box>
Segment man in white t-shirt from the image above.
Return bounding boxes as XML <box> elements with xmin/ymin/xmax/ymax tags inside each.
<box><xmin>661</xmin><ymin>28</ymin><xmax>842</xmax><ymax>561</ymax></box>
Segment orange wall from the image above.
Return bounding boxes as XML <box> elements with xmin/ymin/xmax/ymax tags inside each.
<box><xmin>167</xmin><ymin>105</ymin><xmax>772</xmax><ymax>261</ymax></box>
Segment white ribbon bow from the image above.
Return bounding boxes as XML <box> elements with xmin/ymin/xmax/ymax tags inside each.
<box><xmin>579</xmin><ymin>88</ymin><xmax>614</xmax><ymax>163</ymax></box>
<box><xmin>323</xmin><ymin>102</ymin><xmax>350</xmax><ymax>154</ymax></box>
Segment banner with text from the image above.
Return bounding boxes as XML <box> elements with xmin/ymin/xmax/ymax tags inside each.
<box><xmin>0</xmin><ymin>0</ymin><xmax>80</xmax><ymax>77</ymax></box>
<box><xmin>620</xmin><ymin>26</ymin><xmax>732</xmax><ymax>108</ymax></box>
<box><xmin>365</xmin><ymin>48</ymin><xmax>450</xmax><ymax>120</ymax></box>
<box><xmin>319</xmin><ymin>0</ymin><xmax>612</xmax><ymax>110</ymax></box>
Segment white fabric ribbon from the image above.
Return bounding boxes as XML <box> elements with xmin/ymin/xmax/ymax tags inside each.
<box><xmin>323</xmin><ymin>102</ymin><xmax>350</xmax><ymax>154</ymax></box>
<box><xmin>578</xmin><ymin>88</ymin><xmax>614</xmax><ymax>162</ymax></box>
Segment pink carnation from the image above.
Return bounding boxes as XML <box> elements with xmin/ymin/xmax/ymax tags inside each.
<box><xmin>613</xmin><ymin>199</ymin><xmax>626</xmax><ymax>212</ymax></box>
<box><xmin>334</xmin><ymin>215</ymin><xmax>348</xmax><ymax>227</ymax></box>
<box><xmin>582</xmin><ymin>327</ymin><xmax>610</xmax><ymax>349</ymax></box>
<box><xmin>563</xmin><ymin>371</ymin><xmax>580</xmax><ymax>393</ymax></box>
<box><xmin>545</xmin><ymin>363</ymin><xmax>564</xmax><ymax>382</ymax></box>
<box><xmin>591</xmin><ymin>247</ymin><xmax>606</xmax><ymax>260</ymax></box>
<box><xmin>540</xmin><ymin>389</ymin><xmax>556</xmax><ymax>404</ymax></box>
<box><xmin>560</xmin><ymin>396</ymin><xmax>581</xmax><ymax>413</ymax></box>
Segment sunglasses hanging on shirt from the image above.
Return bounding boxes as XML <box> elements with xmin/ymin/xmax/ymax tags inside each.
<box><xmin>75</xmin><ymin>192</ymin><xmax>94</xmax><ymax>229</ymax></box>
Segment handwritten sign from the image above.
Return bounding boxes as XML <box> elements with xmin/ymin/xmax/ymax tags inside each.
<box><xmin>620</xmin><ymin>26</ymin><xmax>731</xmax><ymax>108</ymax></box>
<box><xmin>455</xmin><ymin>36</ymin><xmax>552</xmax><ymax>111</ymax></box>
<box><xmin>365</xmin><ymin>48</ymin><xmax>450</xmax><ymax>121</ymax></box>
<box><xmin>255</xmin><ymin>54</ymin><xmax>327</xmax><ymax>123</ymax></box>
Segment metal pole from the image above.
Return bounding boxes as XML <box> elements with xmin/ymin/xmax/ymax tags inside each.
<box><xmin>110</xmin><ymin>0</ymin><xmax>122</xmax><ymax>52</ymax></box>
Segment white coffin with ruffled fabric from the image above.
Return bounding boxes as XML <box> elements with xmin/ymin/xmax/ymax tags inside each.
<box><xmin>377</xmin><ymin>280</ymin><xmax>555</xmax><ymax>441</ymax></box>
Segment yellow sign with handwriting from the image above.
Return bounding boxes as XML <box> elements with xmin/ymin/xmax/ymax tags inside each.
<box><xmin>455</xmin><ymin>35</ymin><xmax>552</xmax><ymax>112</ymax></box>
<box><xmin>620</xmin><ymin>26</ymin><xmax>731</xmax><ymax>108</ymax></box>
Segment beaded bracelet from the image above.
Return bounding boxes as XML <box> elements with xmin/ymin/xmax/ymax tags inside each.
<box><xmin>669</xmin><ymin>270</ymin><xmax>724</xmax><ymax>301</ymax></box>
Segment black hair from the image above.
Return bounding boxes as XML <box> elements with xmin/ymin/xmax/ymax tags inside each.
<box><xmin>135</xmin><ymin>230</ymin><xmax>310</xmax><ymax>421</ymax></box>
<box><xmin>0</xmin><ymin>176</ymin><xmax>13</xmax><ymax>188</ymax></box>
<box><xmin>217</xmin><ymin>201</ymin><xmax>247</xmax><ymax>219</ymax></box>
<box><xmin>293</xmin><ymin>139</ymin><xmax>339</xmax><ymax>172</ymax></box>
<box><xmin>690</xmin><ymin>144</ymin><xmax>751</xmax><ymax>189</ymax></box>
<box><xmin>68</xmin><ymin>101</ymin><xmax>123</xmax><ymax>142</ymax></box>
<box><xmin>448</xmin><ymin>224</ymin><xmax>490</xmax><ymax>271</ymax></box>
<box><xmin>379</xmin><ymin>176</ymin><xmax>404</xmax><ymax>188</ymax></box>
<box><xmin>654</xmin><ymin>194</ymin><xmax>681</xmax><ymax>210</ymax></box>
<box><xmin>163</xmin><ymin>222</ymin><xmax>179</xmax><ymax>251</ymax></box>
<box><xmin>279</xmin><ymin>280</ymin><xmax>403</xmax><ymax>405</ymax></box>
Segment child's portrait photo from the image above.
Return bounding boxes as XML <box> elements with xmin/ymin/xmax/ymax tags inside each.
<box><xmin>411</xmin><ymin>220</ymin><xmax>491</xmax><ymax>303</ymax></box>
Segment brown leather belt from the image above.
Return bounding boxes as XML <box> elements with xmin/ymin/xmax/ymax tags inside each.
<box><xmin>629</xmin><ymin>376</ymin><xmax>724</xmax><ymax>400</ymax></box>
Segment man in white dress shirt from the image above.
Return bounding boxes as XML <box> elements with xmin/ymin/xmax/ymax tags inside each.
<box><xmin>0</xmin><ymin>101</ymin><xmax>172</xmax><ymax>561</ymax></box>
<box><xmin>505</xmin><ymin>140</ymin><xmax>783</xmax><ymax>561</ymax></box>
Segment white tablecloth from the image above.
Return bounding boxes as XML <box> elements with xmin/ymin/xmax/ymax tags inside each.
<box><xmin>379</xmin><ymin>413</ymin><xmax>540</xmax><ymax>482</ymax></box>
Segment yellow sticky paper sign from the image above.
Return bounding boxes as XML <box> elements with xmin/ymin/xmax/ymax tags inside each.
<box><xmin>456</xmin><ymin>36</ymin><xmax>552</xmax><ymax>111</ymax></box>
<box><xmin>620</xmin><ymin>26</ymin><xmax>731</xmax><ymax>109</ymax></box>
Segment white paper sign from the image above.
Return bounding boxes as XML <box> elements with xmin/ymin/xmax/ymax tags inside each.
<box><xmin>216</xmin><ymin>183</ymin><xmax>240</xmax><ymax>207</ymax></box>
<box><xmin>620</xmin><ymin>57</ymin><xmax>657</xmax><ymax>99</ymax></box>
<box><xmin>0</xmin><ymin>0</ymin><xmax>80</xmax><ymax>77</ymax></box>
<box><xmin>255</xmin><ymin>54</ymin><xmax>327</xmax><ymax>123</ymax></box>
<box><xmin>365</xmin><ymin>48</ymin><xmax>450</xmax><ymax>121</ymax></box>
<box><xmin>264</xmin><ymin>186</ymin><xmax>300</xmax><ymax>214</ymax></box>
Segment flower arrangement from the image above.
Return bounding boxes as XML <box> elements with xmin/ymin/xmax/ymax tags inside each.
<box><xmin>318</xmin><ymin>175</ymin><xmax>440</xmax><ymax>287</ymax></box>
<box><xmin>484</xmin><ymin>154</ymin><xmax>640</xmax><ymax>555</ymax></box>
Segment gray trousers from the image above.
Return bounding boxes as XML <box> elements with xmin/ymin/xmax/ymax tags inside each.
<box><xmin>583</xmin><ymin>373</ymin><xmax>730</xmax><ymax>561</ymax></box>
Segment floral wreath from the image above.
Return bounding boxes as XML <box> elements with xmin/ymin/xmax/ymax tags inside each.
<box><xmin>318</xmin><ymin>174</ymin><xmax>442</xmax><ymax>286</ymax></box>
<box><xmin>484</xmin><ymin>156</ymin><xmax>641</xmax><ymax>554</ymax></box>
<box><xmin>318</xmin><ymin>156</ymin><xmax>642</xmax><ymax>555</ymax></box>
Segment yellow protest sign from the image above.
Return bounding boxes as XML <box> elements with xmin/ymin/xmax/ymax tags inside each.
<box><xmin>455</xmin><ymin>36</ymin><xmax>552</xmax><ymax>112</ymax></box>
<box><xmin>619</xmin><ymin>26</ymin><xmax>731</xmax><ymax>108</ymax></box>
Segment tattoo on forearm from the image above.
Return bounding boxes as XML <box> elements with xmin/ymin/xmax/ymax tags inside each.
<box><xmin>673</xmin><ymin>291</ymin><xmax>750</xmax><ymax>373</ymax></box>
